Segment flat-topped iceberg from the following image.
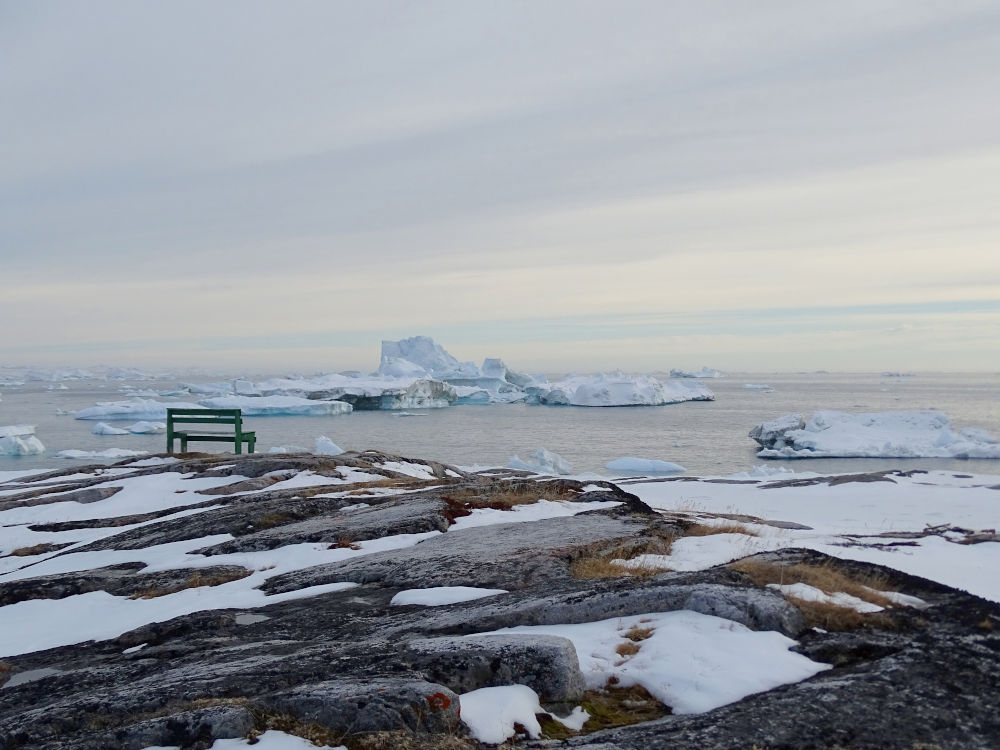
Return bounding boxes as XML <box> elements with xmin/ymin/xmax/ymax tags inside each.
<box><xmin>606</xmin><ymin>457</ymin><xmax>686</xmax><ymax>474</ymax></box>
<box><xmin>0</xmin><ymin>425</ymin><xmax>45</xmax><ymax>455</ymax></box>
<box><xmin>750</xmin><ymin>410</ymin><xmax>1000</xmax><ymax>459</ymax></box>
<box><xmin>198</xmin><ymin>395</ymin><xmax>353</xmax><ymax>416</ymax></box>
<box><xmin>531</xmin><ymin>373</ymin><xmax>714</xmax><ymax>407</ymax></box>
<box><xmin>75</xmin><ymin>399</ymin><xmax>202</xmax><ymax>421</ymax></box>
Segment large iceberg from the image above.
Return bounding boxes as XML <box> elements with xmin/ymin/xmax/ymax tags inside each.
<box><xmin>750</xmin><ymin>410</ymin><xmax>1000</xmax><ymax>459</ymax></box>
<box><xmin>378</xmin><ymin>335</ymin><xmax>480</xmax><ymax>379</ymax></box>
<box><xmin>170</xmin><ymin>336</ymin><xmax>716</xmax><ymax>411</ymax></box>
<box><xmin>255</xmin><ymin>374</ymin><xmax>456</xmax><ymax>410</ymax></box>
<box><xmin>530</xmin><ymin>373</ymin><xmax>714</xmax><ymax>407</ymax></box>
<box><xmin>197</xmin><ymin>395</ymin><xmax>353</xmax><ymax>416</ymax></box>
<box><xmin>0</xmin><ymin>425</ymin><xmax>45</xmax><ymax>456</ymax></box>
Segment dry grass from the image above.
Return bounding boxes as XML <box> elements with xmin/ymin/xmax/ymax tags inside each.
<box><xmin>328</xmin><ymin>536</ymin><xmax>362</xmax><ymax>551</ymax></box>
<box><xmin>249</xmin><ymin>512</ymin><xmax>296</xmax><ymax>529</ymax></box>
<box><xmin>682</xmin><ymin>521</ymin><xmax>760</xmax><ymax>537</ymax></box>
<box><xmin>623</xmin><ymin>624</ymin><xmax>654</xmax><ymax>642</ymax></box>
<box><xmin>568</xmin><ymin>531</ymin><xmax>675</xmax><ymax>579</ymax></box>
<box><xmin>615</xmin><ymin>640</ymin><xmax>641</xmax><ymax>657</ymax></box>
<box><xmin>440</xmin><ymin>480</ymin><xmax>577</xmax><ymax>524</ymax></box>
<box><xmin>5</xmin><ymin>542</ymin><xmax>72</xmax><ymax>557</ymax></box>
<box><xmin>730</xmin><ymin>559</ymin><xmax>898</xmax><ymax>630</ymax></box>
<box><xmin>129</xmin><ymin>569</ymin><xmax>252</xmax><ymax>599</ymax></box>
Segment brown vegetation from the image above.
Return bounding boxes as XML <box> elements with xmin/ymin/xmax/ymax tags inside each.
<box><xmin>682</xmin><ymin>521</ymin><xmax>760</xmax><ymax>537</ymax></box>
<box><xmin>568</xmin><ymin>530</ymin><xmax>675</xmax><ymax>579</ymax></box>
<box><xmin>128</xmin><ymin>569</ymin><xmax>252</xmax><ymax>599</ymax></box>
<box><xmin>4</xmin><ymin>542</ymin><xmax>73</xmax><ymax>557</ymax></box>
<box><xmin>730</xmin><ymin>559</ymin><xmax>898</xmax><ymax>630</ymax></box>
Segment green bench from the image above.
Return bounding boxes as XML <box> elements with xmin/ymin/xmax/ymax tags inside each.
<box><xmin>166</xmin><ymin>408</ymin><xmax>256</xmax><ymax>454</ymax></box>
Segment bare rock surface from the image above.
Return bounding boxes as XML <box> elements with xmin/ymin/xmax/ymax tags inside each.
<box><xmin>0</xmin><ymin>453</ymin><xmax>998</xmax><ymax>750</ymax></box>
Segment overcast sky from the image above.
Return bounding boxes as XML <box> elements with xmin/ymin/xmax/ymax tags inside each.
<box><xmin>2</xmin><ymin>0</ymin><xmax>999</xmax><ymax>373</ymax></box>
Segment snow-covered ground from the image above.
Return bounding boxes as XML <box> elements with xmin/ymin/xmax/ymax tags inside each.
<box><xmin>3</xmin><ymin>456</ymin><xmax>998</xmax><ymax>747</ymax></box>
<box><xmin>622</xmin><ymin>468</ymin><xmax>1000</xmax><ymax>603</ymax></box>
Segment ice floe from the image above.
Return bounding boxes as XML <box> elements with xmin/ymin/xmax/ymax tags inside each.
<box><xmin>315</xmin><ymin>436</ymin><xmax>344</xmax><ymax>455</ymax></box>
<box><xmin>605</xmin><ymin>457</ymin><xmax>686</xmax><ymax>474</ymax></box>
<box><xmin>0</xmin><ymin>425</ymin><xmax>45</xmax><ymax>456</ymax></box>
<box><xmin>750</xmin><ymin>410</ymin><xmax>1000</xmax><ymax>459</ymax></box>
<box><xmin>198</xmin><ymin>395</ymin><xmax>352</xmax><ymax>416</ymax></box>
<box><xmin>92</xmin><ymin>422</ymin><xmax>129</xmax><ymax>435</ymax></box>
<box><xmin>508</xmin><ymin>447</ymin><xmax>573</xmax><ymax>475</ymax></box>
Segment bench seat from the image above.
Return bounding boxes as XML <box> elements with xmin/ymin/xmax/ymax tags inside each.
<box><xmin>166</xmin><ymin>408</ymin><xmax>256</xmax><ymax>454</ymax></box>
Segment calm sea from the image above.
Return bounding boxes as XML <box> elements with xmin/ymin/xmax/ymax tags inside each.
<box><xmin>2</xmin><ymin>372</ymin><xmax>999</xmax><ymax>477</ymax></box>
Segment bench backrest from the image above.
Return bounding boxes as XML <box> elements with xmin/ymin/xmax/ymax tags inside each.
<box><xmin>166</xmin><ymin>408</ymin><xmax>244</xmax><ymax>429</ymax></box>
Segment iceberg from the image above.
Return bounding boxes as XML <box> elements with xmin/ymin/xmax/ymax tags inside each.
<box><xmin>26</xmin><ymin>368</ymin><xmax>94</xmax><ymax>382</ymax></box>
<box><xmin>508</xmin><ymin>447</ymin><xmax>573</xmax><ymax>475</ymax></box>
<box><xmin>743</xmin><ymin>384</ymin><xmax>774</xmax><ymax>392</ymax></box>
<box><xmin>531</xmin><ymin>373</ymin><xmax>714</xmax><ymax>407</ymax></box>
<box><xmin>92</xmin><ymin>422</ymin><xmax>129</xmax><ymax>435</ymax></box>
<box><xmin>256</xmin><ymin>373</ymin><xmax>456</xmax><ymax>410</ymax></box>
<box><xmin>315</xmin><ymin>436</ymin><xmax>344</xmax><ymax>455</ymax></box>
<box><xmin>75</xmin><ymin>399</ymin><xmax>202</xmax><ymax>421</ymax></box>
<box><xmin>0</xmin><ymin>425</ymin><xmax>45</xmax><ymax>456</ymax></box>
<box><xmin>378</xmin><ymin>335</ymin><xmax>479</xmax><ymax>379</ymax></box>
<box><xmin>605</xmin><ymin>457</ymin><xmax>686</xmax><ymax>474</ymax></box>
<box><xmin>670</xmin><ymin>367</ymin><xmax>724</xmax><ymax>379</ymax></box>
<box><xmin>197</xmin><ymin>395</ymin><xmax>353</xmax><ymax>416</ymax></box>
<box><xmin>178</xmin><ymin>381</ymin><xmax>233</xmax><ymax>395</ymax></box>
<box><xmin>750</xmin><ymin>410</ymin><xmax>1000</xmax><ymax>459</ymax></box>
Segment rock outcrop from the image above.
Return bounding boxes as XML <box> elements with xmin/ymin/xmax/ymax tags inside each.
<box><xmin>0</xmin><ymin>453</ymin><xmax>997</xmax><ymax>750</ymax></box>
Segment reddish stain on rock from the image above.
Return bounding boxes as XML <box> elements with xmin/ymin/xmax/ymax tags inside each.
<box><xmin>427</xmin><ymin>692</ymin><xmax>452</xmax><ymax>711</ymax></box>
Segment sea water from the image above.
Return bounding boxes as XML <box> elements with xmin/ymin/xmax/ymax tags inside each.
<box><xmin>1</xmin><ymin>372</ymin><xmax>999</xmax><ymax>477</ymax></box>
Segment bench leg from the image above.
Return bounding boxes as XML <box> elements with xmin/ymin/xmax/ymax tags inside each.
<box><xmin>248</xmin><ymin>437</ymin><xmax>256</xmax><ymax>454</ymax></box>
<box><xmin>180</xmin><ymin>437</ymin><xmax>187</xmax><ymax>453</ymax></box>
<box><xmin>235</xmin><ymin>438</ymin><xmax>242</xmax><ymax>455</ymax></box>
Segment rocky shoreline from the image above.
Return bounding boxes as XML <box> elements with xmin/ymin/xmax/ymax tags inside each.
<box><xmin>1</xmin><ymin>452</ymin><xmax>998</xmax><ymax>749</ymax></box>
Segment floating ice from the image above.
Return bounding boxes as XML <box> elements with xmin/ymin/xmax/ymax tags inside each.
<box><xmin>0</xmin><ymin>425</ymin><xmax>45</xmax><ymax>456</ymax></box>
<box><xmin>378</xmin><ymin>335</ymin><xmax>479</xmax><ymax>379</ymax></box>
<box><xmin>92</xmin><ymin>422</ymin><xmax>129</xmax><ymax>436</ymax></box>
<box><xmin>255</xmin><ymin>373</ymin><xmax>456</xmax><ymax>410</ymax></box>
<box><xmin>750</xmin><ymin>410</ymin><xmax>1000</xmax><ymax>459</ymax></box>
<box><xmin>743</xmin><ymin>383</ymin><xmax>774</xmax><ymax>391</ymax></box>
<box><xmin>508</xmin><ymin>447</ymin><xmax>573</xmax><ymax>475</ymax></box>
<box><xmin>532</xmin><ymin>373</ymin><xmax>713</xmax><ymax>407</ymax></box>
<box><xmin>57</xmin><ymin>448</ymin><xmax>149</xmax><ymax>460</ymax></box>
<box><xmin>75</xmin><ymin>399</ymin><xmax>202</xmax><ymax>421</ymax></box>
<box><xmin>315</xmin><ymin>436</ymin><xmax>344</xmax><ymax>455</ymax></box>
<box><xmin>605</xmin><ymin>457</ymin><xmax>686</xmax><ymax>474</ymax></box>
<box><xmin>128</xmin><ymin>421</ymin><xmax>167</xmax><ymax>434</ymax></box>
<box><xmin>669</xmin><ymin>367</ymin><xmax>723</xmax><ymax>378</ymax></box>
<box><xmin>197</xmin><ymin>395</ymin><xmax>353</xmax><ymax>416</ymax></box>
